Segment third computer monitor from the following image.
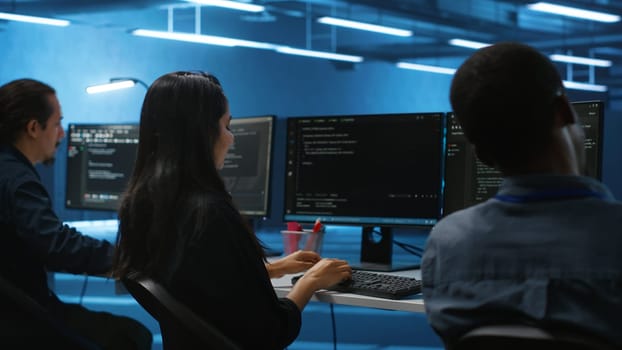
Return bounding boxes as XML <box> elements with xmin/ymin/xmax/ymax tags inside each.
<box><xmin>443</xmin><ymin>100</ymin><xmax>604</xmax><ymax>216</ymax></box>
<box><xmin>284</xmin><ymin>112</ymin><xmax>444</xmax><ymax>271</ymax></box>
<box><xmin>220</xmin><ymin>115</ymin><xmax>275</xmax><ymax>219</ymax></box>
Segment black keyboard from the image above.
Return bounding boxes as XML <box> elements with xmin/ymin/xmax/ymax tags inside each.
<box><xmin>292</xmin><ymin>270</ymin><xmax>422</xmax><ymax>300</ymax></box>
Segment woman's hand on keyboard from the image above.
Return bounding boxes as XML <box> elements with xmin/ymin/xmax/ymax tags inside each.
<box><xmin>266</xmin><ymin>250</ymin><xmax>321</xmax><ymax>278</ymax></box>
<box><xmin>286</xmin><ymin>258</ymin><xmax>352</xmax><ymax>311</ymax></box>
<box><xmin>298</xmin><ymin>258</ymin><xmax>352</xmax><ymax>291</ymax></box>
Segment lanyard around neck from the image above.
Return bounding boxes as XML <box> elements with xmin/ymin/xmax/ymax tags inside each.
<box><xmin>494</xmin><ymin>188</ymin><xmax>605</xmax><ymax>203</ymax></box>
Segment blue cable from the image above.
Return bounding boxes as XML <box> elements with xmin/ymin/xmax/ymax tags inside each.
<box><xmin>79</xmin><ymin>274</ymin><xmax>88</xmax><ymax>305</ymax></box>
<box><xmin>330</xmin><ymin>303</ymin><xmax>337</xmax><ymax>350</ymax></box>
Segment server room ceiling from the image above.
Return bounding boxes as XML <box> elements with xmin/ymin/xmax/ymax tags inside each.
<box><xmin>2</xmin><ymin>0</ymin><xmax>622</xmax><ymax>94</ymax></box>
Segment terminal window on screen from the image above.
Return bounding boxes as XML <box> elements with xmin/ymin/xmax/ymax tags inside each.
<box><xmin>283</xmin><ymin>113</ymin><xmax>444</xmax><ymax>271</ymax></box>
<box><xmin>65</xmin><ymin>124</ymin><xmax>139</xmax><ymax>211</ymax></box>
<box><xmin>219</xmin><ymin>116</ymin><xmax>273</xmax><ymax>217</ymax></box>
<box><xmin>284</xmin><ymin>113</ymin><xmax>443</xmax><ymax>226</ymax></box>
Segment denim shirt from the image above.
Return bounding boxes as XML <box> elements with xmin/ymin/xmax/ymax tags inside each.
<box><xmin>0</xmin><ymin>145</ymin><xmax>113</xmax><ymax>309</ymax></box>
<box><xmin>422</xmin><ymin>174</ymin><xmax>622</xmax><ymax>346</ymax></box>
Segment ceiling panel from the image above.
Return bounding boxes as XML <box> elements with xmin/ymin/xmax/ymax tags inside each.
<box><xmin>1</xmin><ymin>0</ymin><xmax>620</xmax><ymax>97</ymax></box>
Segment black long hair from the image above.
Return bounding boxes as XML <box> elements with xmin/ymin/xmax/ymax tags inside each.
<box><xmin>113</xmin><ymin>71</ymin><xmax>265</xmax><ymax>278</ymax></box>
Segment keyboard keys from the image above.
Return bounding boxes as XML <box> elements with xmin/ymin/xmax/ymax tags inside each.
<box><xmin>330</xmin><ymin>271</ymin><xmax>421</xmax><ymax>299</ymax></box>
<box><xmin>291</xmin><ymin>270</ymin><xmax>421</xmax><ymax>300</ymax></box>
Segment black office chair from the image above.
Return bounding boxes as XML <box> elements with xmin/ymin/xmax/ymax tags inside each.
<box><xmin>122</xmin><ymin>271</ymin><xmax>242</xmax><ymax>350</ymax></box>
<box><xmin>0</xmin><ymin>275</ymin><xmax>101</xmax><ymax>350</ymax></box>
<box><xmin>450</xmin><ymin>324</ymin><xmax>618</xmax><ymax>350</ymax></box>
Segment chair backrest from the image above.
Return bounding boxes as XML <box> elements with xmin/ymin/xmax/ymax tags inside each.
<box><xmin>0</xmin><ymin>275</ymin><xmax>101</xmax><ymax>350</ymax></box>
<box><xmin>451</xmin><ymin>324</ymin><xmax>618</xmax><ymax>350</ymax></box>
<box><xmin>122</xmin><ymin>271</ymin><xmax>241</xmax><ymax>350</ymax></box>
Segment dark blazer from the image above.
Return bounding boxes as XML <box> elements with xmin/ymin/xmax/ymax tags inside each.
<box><xmin>153</xmin><ymin>193</ymin><xmax>301</xmax><ymax>350</ymax></box>
<box><xmin>0</xmin><ymin>145</ymin><xmax>112</xmax><ymax>312</ymax></box>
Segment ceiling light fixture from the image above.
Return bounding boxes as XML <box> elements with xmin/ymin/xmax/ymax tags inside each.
<box><xmin>86</xmin><ymin>78</ymin><xmax>149</xmax><ymax>94</ymax></box>
<box><xmin>448</xmin><ymin>38</ymin><xmax>491</xmax><ymax>49</ymax></box>
<box><xmin>131</xmin><ymin>29</ymin><xmax>277</xmax><ymax>49</ymax></box>
<box><xmin>0</xmin><ymin>12</ymin><xmax>70</xmax><ymax>26</ymax></box>
<box><xmin>317</xmin><ymin>16</ymin><xmax>412</xmax><ymax>37</ymax></box>
<box><xmin>562</xmin><ymin>80</ymin><xmax>608</xmax><ymax>92</ymax></box>
<box><xmin>183</xmin><ymin>0</ymin><xmax>264</xmax><ymax>13</ymax></box>
<box><xmin>550</xmin><ymin>54</ymin><xmax>612</xmax><ymax>67</ymax></box>
<box><xmin>526</xmin><ymin>2</ymin><xmax>620</xmax><ymax>23</ymax></box>
<box><xmin>396</xmin><ymin>62</ymin><xmax>456</xmax><ymax>75</ymax></box>
<box><xmin>132</xmin><ymin>29</ymin><xmax>361</xmax><ymax>63</ymax></box>
<box><xmin>276</xmin><ymin>47</ymin><xmax>364</xmax><ymax>63</ymax></box>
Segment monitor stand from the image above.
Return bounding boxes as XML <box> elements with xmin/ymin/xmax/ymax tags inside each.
<box><xmin>245</xmin><ymin>217</ymin><xmax>283</xmax><ymax>257</ymax></box>
<box><xmin>350</xmin><ymin>226</ymin><xmax>420</xmax><ymax>272</ymax></box>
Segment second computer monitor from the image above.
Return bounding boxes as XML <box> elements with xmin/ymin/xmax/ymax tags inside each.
<box><xmin>443</xmin><ymin>100</ymin><xmax>604</xmax><ymax>216</ymax></box>
<box><xmin>284</xmin><ymin>112</ymin><xmax>444</xmax><ymax>271</ymax></box>
<box><xmin>220</xmin><ymin>115</ymin><xmax>275</xmax><ymax>218</ymax></box>
<box><xmin>284</xmin><ymin>113</ymin><xmax>443</xmax><ymax>225</ymax></box>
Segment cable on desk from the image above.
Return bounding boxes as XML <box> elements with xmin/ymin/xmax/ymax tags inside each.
<box><xmin>393</xmin><ymin>240</ymin><xmax>423</xmax><ymax>257</ymax></box>
<box><xmin>369</xmin><ymin>229</ymin><xmax>424</xmax><ymax>257</ymax></box>
<box><xmin>330</xmin><ymin>303</ymin><xmax>337</xmax><ymax>350</ymax></box>
<box><xmin>79</xmin><ymin>274</ymin><xmax>88</xmax><ymax>305</ymax></box>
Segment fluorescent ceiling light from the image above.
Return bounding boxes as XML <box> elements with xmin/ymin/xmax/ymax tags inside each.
<box><xmin>276</xmin><ymin>47</ymin><xmax>364</xmax><ymax>63</ymax></box>
<box><xmin>396</xmin><ymin>62</ymin><xmax>456</xmax><ymax>75</ymax></box>
<box><xmin>317</xmin><ymin>16</ymin><xmax>412</xmax><ymax>37</ymax></box>
<box><xmin>527</xmin><ymin>2</ymin><xmax>620</xmax><ymax>23</ymax></box>
<box><xmin>562</xmin><ymin>80</ymin><xmax>608</xmax><ymax>92</ymax></box>
<box><xmin>132</xmin><ymin>29</ymin><xmax>276</xmax><ymax>49</ymax></box>
<box><xmin>550</xmin><ymin>54</ymin><xmax>612</xmax><ymax>67</ymax></box>
<box><xmin>133</xmin><ymin>29</ymin><xmax>358</xmax><ymax>62</ymax></box>
<box><xmin>86</xmin><ymin>80</ymin><xmax>137</xmax><ymax>94</ymax></box>
<box><xmin>0</xmin><ymin>12</ymin><xmax>70</xmax><ymax>26</ymax></box>
<box><xmin>448</xmin><ymin>38</ymin><xmax>491</xmax><ymax>49</ymax></box>
<box><xmin>184</xmin><ymin>0</ymin><xmax>264</xmax><ymax>12</ymax></box>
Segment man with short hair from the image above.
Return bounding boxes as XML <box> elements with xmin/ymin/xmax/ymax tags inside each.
<box><xmin>0</xmin><ymin>78</ymin><xmax>152</xmax><ymax>349</ymax></box>
<box><xmin>422</xmin><ymin>42</ymin><xmax>622</xmax><ymax>347</ymax></box>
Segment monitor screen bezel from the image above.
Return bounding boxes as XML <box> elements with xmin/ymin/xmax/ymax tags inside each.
<box><xmin>282</xmin><ymin>112</ymin><xmax>445</xmax><ymax>228</ymax></box>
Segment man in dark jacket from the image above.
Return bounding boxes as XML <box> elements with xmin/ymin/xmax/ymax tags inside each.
<box><xmin>0</xmin><ymin>78</ymin><xmax>152</xmax><ymax>349</ymax></box>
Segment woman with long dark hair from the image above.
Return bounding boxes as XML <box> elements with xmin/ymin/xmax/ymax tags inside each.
<box><xmin>112</xmin><ymin>71</ymin><xmax>351</xmax><ymax>349</ymax></box>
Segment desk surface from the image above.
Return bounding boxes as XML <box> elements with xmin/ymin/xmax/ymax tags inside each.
<box><xmin>72</xmin><ymin>220</ymin><xmax>428</xmax><ymax>313</ymax></box>
<box><xmin>271</xmin><ymin>269</ymin><xmax>425</xmax><ymax>313</ymax></box>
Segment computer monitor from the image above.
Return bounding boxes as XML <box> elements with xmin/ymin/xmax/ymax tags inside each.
<box><xmin>572</xmin><ymin>101</ymin><xmax>604</xmax><ymax>180</ymax></box>
<box><xmin>284</xmin><ymin>113</ymin><xmax>444</xmax><ymax>271</ymax></box>
<box><xmin>65</xmin><ymin>123</ymin><xmax>139</xmax><ymax>211</ymax></box>
<box><xmin>220</xmin><ymin>115</ymin><xmax>275</xmax><ymax>219</ymax></box>
<box><xmin>442</xmin><ymin>100</ymin><xmax>604</xmax><ymax>216</ymax></box>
